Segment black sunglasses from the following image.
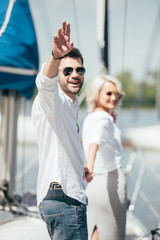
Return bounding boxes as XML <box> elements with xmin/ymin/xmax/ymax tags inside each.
<box><xmin>106</xmin><ymin>91</ymin><xmax>121</xmax><ymax>98</ymax></box>
<box><xmin>60</xmin><ymin>67</ymin><xmax>86</xmax><ymax>76</ymax></box>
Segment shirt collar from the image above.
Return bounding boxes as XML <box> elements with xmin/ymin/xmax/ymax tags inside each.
<box><xmin>59</xmin><ymin>88</ymin><xmax>79</xmax><ymax>106</ymax></box>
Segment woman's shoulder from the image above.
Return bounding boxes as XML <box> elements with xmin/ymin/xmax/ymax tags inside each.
<box><xmin>92</xmin><ymin>111</ymin><xmax>112</xmax><ymax>120</ymax></box>
<box><xmin>84</xmin><ymin>111</ymin><xmax>112</xmax><ymax>124</ymax></box>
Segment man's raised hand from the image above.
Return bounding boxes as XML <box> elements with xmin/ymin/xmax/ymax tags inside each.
<box><xmin>53</xmin><ymin>21</ymin><xmax>73</xmax><ymax>59</ymax></box>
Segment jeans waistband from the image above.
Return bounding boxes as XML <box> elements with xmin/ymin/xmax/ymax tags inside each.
<box><xmin>49</xmin><ymin>182</ymin><xmax>61</xmax><ymax>190</ymax></box>
<box><xmin>46</xmin><ymin>183</ymin><xmax>83</xmax><ymax>206</ymax></box>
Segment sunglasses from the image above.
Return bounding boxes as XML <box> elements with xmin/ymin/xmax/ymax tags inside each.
<box><xmin>106</xmin><ymin>91</ymin><xmax>121</xmax><ymax>98</ymax></box>
<box><xmin>60</xmin><ymin>67</ymin><xmax>86</xmax><ymax>76</ymax></box>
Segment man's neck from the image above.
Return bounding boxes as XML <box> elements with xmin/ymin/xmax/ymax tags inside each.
<box><xmin>58</xmin><ymin>85</ymin><xmax>77</xmax><ymax>103</ymax></box>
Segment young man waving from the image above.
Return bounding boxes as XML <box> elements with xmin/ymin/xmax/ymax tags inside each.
<box><xmin>32</xmin><ymin>21</ymin><xmax>91</xmax><ymax>240</ymax></box>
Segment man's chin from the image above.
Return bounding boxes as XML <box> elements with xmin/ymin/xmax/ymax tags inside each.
<box><xmin>69</xmin><ymin>87</ymin><xmax>81</xmax><ymax>94</ymax></box>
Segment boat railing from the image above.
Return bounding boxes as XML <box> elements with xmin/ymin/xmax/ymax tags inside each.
<box><xmin>123</xmin><ymin>145</ymin><xmax>160</xmax><ymax>239</ymax></box>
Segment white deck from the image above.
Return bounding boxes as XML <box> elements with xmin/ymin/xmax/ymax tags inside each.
<box><xmin>0</xmin><ymin>215</ymin><xmax>50</xmax><ymax>240</ymax></box>
<box><xmin>0</xmin><ymin>210</ymin><xmax>150</xmax><ymax>240</ymax></box>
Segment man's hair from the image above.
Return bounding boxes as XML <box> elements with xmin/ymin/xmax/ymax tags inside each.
<box><xmin>64</xmin><ymin>47</ymin><xmax>84</xmax><ymax>65</ymax></box>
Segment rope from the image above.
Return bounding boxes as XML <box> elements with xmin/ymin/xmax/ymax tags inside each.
<box><xmin>133</xmin><ymin>2</ymin><xmax>160</xmax><ymax>108</ymax></box>
<box><xmin>71</xmin><ymin>0</ymin><xmax>81</xmax><ymax>49</ymax></box>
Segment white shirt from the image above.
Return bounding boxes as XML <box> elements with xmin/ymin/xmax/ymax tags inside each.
<box><xmin>31</xmin><ymin>64</ymin><xmax>87</xmax><ymax>206</ymax></box>
<box><xmin>82</xmin><ymin>111</ymin><xmax>122</xmax><ymax>174</ymax></box>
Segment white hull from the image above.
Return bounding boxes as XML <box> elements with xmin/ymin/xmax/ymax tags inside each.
<box><xmin>125</xmin><ymin>124</ymin><xmax>160</xmax><ymax>151</ymax></box>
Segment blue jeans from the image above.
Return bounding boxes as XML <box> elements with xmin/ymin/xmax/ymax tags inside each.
<box><xmin>39</xmin><ymin>187</ymin><xmax>88</xmax><ymax>240</ymax></box>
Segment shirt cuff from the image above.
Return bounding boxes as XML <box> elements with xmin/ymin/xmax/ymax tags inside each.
<box><xmin>41</xmin><ymin>62</ymin><xmax>59</xmax><ymax>81</ymax></box>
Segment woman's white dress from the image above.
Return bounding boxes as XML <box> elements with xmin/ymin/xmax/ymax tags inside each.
<box><xmin>82</xmin><ymin>111</ymin><xmax>127</xmax><ymax>240</ymax></box>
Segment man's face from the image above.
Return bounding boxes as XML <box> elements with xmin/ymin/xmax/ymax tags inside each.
<box><xmin>58</xmin><ymin>57</ymin><xmax>84</xmax><ymax>101</ymax></box>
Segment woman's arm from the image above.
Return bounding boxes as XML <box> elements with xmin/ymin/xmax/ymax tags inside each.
<box><xmin>84</xmin><ymin>143</ymin><xmax>98</xmax><ymax>182</ymax></box>
<box><xmin>87</xmin><ymin>142</ymin><xmax>98</xmax><ymax>174</ymax></box>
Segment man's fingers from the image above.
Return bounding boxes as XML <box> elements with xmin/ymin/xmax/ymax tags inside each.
<box><xmin>53</xmin><ymin>21</ymin><xmax>72</xmax><ymax>54</ymax></box>
<box><xmin>58</xmin><ymin>28</ymin><xmax>62</xmax><ymax>36</ymax></box>
<box><xmin>54</xmin><ymin>35</ymin><xmax>58</xmax><ymax>40</ymax></box>
<box><xmin>86</xmin><ymin>175</ymin><xmax>93</xmax><ymax>183</ymax></box>
<box><xmin>62</xmin><ymin>21</ymin><xmax>66</xmax><ymax>34</ymax></box>
<box><xmin>69</xmin><ymin>41</ymin><xmax>74</xmax><ymax>49</ymax></box>
<box><xmin>66</xmin><ymin>22</ymin><xmax>70</xmax><ymax>37</ymax></box>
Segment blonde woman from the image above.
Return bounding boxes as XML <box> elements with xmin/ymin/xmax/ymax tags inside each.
<box><xmin>82</xmin><ymin>75</ymin><xmax>127</xmax><ymax>240</ymax></box>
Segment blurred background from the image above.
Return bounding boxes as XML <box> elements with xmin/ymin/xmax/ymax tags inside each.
<box><xmin>0</xmin><ymin>0</ymin><xmax>160</xmax><ymax>238</ymax></box>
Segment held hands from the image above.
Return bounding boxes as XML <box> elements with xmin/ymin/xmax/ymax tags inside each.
<box><xmin>108</xmin><ymin>110</ymin><xmax>117</xmax><ymax>123</ymax></box>
<box><xmin>53</xmin><ymin>21</ymin><xmax>73</xmax><ymax>59</ymax></box>
<box><xmin>84</xmin><ymin>164</ymin><xmax>93</xmax><ymax>183</ymax></box>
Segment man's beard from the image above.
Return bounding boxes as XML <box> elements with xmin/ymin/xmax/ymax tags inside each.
<box><xmin>63</xmin><ymin>81</ymin><xmax>83</xmax><ymax>95</ymax></box>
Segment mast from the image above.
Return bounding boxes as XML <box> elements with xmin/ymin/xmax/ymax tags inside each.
<box><xmin>0</xmin><ymin>90</ymin><xmax>20</xmax><ymax>197</ymax></box>
<box><xmin>96</xmin><ymin>0</ymin><xmax>109</xmax><ymax>73</ymax></box>
<box><xmin>156</xmin><ymin>74</ymin><xmax>160</xmax><ymax>121</ymax></box>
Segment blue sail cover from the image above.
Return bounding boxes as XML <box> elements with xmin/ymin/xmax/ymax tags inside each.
<box><xmin>0</xmin><ymin>0</ymin><xmax>39</xmax><ymax>99</ymax></box>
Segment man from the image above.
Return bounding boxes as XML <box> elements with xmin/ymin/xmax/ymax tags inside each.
<box><xmin>32</xmin><ymin>21</ymin><xmax>92</xmax><ymax>240</ymax></box>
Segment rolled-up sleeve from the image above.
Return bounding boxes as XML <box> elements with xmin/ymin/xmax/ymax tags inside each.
<box><xmin>36</xmin><ymin>63</ymin><xmax>61</xmax><ymax>116</ymax></box>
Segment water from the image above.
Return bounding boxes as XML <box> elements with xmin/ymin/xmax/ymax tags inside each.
<box><xmin>14</xmin><ymin>107</ymin><xmax>160</xmax><ymax>234</ymax></box>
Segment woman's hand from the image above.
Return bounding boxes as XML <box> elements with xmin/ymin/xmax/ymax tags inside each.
<box><xmin>109</xmin><ymin>110</ymin><xmax>117</xmax><ymax>123</ymax></box>
<box><xmin>84</xmin><ymin>164</ymin><xmax>93</xmax><ymax>182</ymax></box>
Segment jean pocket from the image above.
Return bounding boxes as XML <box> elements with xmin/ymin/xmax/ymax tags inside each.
<box><xmin>73</xmin><ymin>204</ymin><xmax>88</xmax><ymax>240</ymax></box>
<box><xmin>39</xmin><ymin>202</ymin><xmax>65</xmax><ymax>240</ymax></box>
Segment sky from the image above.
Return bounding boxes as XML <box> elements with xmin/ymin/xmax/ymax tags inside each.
<box><xmin>29</xmin><ymin>0</ymin><xmax>160</xmax><ymax>83</ymax></box>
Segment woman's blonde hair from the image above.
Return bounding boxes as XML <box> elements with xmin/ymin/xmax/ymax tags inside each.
<box><xmin>86</xmin><ymin>75</ymin><xmax>125</xmax><ymax>112</ymax></box>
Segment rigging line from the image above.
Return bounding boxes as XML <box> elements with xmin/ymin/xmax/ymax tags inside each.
<box><xmin>141</xmin><ymin>2</ymin><xmax>160</xmax><ymax>80</ymax></box>
<box><xmin>20</xmin><ymin>98</ymin><xmax>27</xmax><ymax>196</ymax></box>
<box><xmin>134</xmin><ymin>2</ymin><xmax>160</xmax><ymax>107</ymax></box>
<box><xmin>118</xmin><ymin>0</ymin><xmax>128</xmax><ymax>128</ymax></box>
<box><xmin>121</xmin><ymin>0</ymin><xmax>128</xmax><ymax>84</ymax></box>
<box><xmin>71</xmin><ymin>0</ymin><xmax>81</xmax><ymax>49</ymax></box>
<box><xmin>127</xmin><ymin>1</ymin><xmax>160</xmax><ymax>124</ymax></box>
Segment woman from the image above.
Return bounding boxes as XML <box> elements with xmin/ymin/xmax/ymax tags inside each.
<box><xmin>82</xmin><ymin>75</ymin><xmax>127</xmax><ymax>240</ymax></box>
